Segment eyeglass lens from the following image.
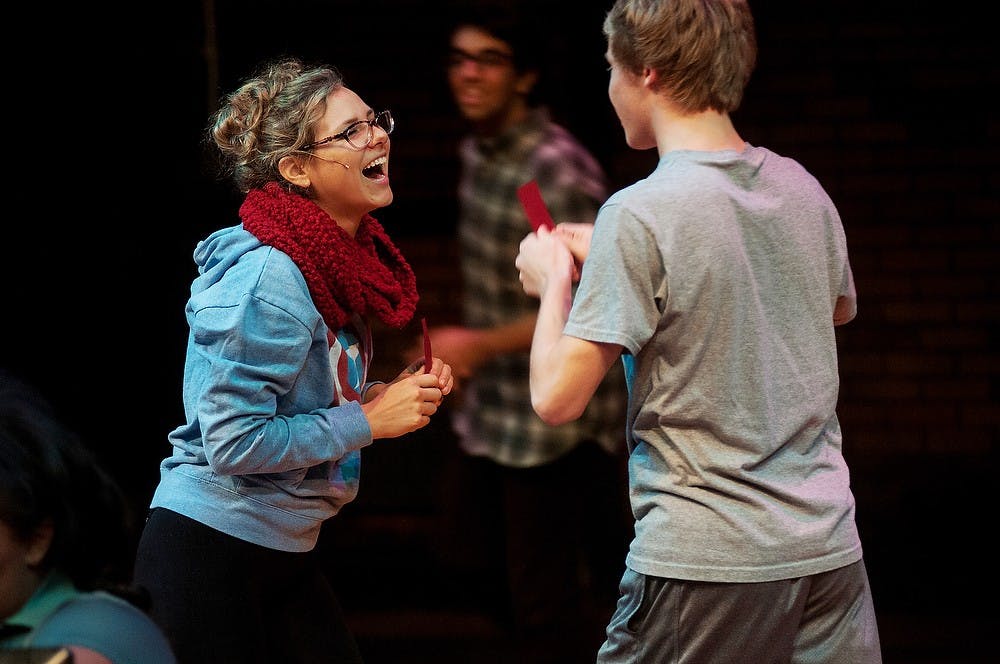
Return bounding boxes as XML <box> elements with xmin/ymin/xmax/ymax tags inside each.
<box><xmin>447</xmin><ymin>49</ymin><xmax>513</xmax><ymax>69</ymax></box>
<box><xmin>344</xmin><ymin>111</ymin><xmax>394</xmax><ymax>149</ymax></box>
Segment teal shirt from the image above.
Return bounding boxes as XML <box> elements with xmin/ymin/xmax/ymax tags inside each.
<box><xmin>1</xmin><ymin>571</ymin><xmax>176</xmax><ymax>663</ymax></box>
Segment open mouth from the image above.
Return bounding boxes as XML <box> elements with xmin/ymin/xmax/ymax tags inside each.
<box><xmin>362</xmin><ymin>156</ymin><xmax>387</xmax><ymax>180</ymax></box>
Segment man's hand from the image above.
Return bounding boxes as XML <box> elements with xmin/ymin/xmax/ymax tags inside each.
<box><xmin>516</xmin><ymin>226</ymin><xmax>576</xmax><ymax>298</ymax></box>
<box><xmin>403</xmin><ymin>326</ymin><xmax>485</xmax><ymax>381</ymax></box>
<box><xmin>554</xmin><ymin>222</ymin><xmax>594</xmax><ymax>279</ymax></box>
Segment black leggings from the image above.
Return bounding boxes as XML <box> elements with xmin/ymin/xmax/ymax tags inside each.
<box><xmin>133</xmin><ymin>508</ymin><xmax>363</xmax><ymax>664</ymax></box>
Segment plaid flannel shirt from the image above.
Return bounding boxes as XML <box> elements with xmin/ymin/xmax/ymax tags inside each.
<box><xmin>453</xmin><ymin>108</ymin><xmax>628</xmax><ymax>467</ymax></box>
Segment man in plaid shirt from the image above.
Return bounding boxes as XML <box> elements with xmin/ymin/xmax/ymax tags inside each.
<box><xmin>422</xmin><ymin>1</ymin><xmax>631</xmax><ymax>662</ymax></box>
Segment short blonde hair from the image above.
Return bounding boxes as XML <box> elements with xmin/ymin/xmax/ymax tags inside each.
<box><xmin>603</xmin><ymin>0</ymin><xmax>757</xmax><ymax>114</ymax></box>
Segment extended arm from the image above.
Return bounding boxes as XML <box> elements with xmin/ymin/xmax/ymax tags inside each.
<box><xmin>516</xmin><ymin>228</ymin><xmax>622</xmax><ymax>424</ymax></box>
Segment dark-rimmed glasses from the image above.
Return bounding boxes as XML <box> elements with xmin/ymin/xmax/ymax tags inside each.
<box><xmin>446</xmin><ymin>48</ymin><xmax>514</xmax><ymax>70</ymax></box>
<box><xmin>302</xmin><ymin>110</ymin><xmax>394</xmax><ymax>151</ymax></box>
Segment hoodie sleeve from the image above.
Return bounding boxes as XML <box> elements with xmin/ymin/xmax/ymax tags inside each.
<box><xmin>187</xmin><ymin>246</ymin><xmax>372</xmax><ymax>476</ymax></box>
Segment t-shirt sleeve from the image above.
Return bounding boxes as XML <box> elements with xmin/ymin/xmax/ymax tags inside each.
<box><xmin>564</xmin><ymin>202</ymin><xmax>663</xmax><ymax>356</ymax></box>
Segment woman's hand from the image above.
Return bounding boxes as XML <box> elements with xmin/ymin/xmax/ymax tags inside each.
<box><xmin>422</xmin><ymin>356</ymin><xmax>455</xmax><ymax>395</ymax></box>
<box><xmin>362</xmin><ymin>373</ymin><xmax>441</xmax><ymax>439</ymax></box>
<box><xmin>362</xmin><ymin>359</ymin><xmax>453</xmax><ymax>439</ymax></box>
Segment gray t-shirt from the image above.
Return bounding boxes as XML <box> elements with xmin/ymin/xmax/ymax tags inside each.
<box><xmin>564</xmin><ymin>144</ymin><xmax>861</xmax><ymax>582</ymax></box>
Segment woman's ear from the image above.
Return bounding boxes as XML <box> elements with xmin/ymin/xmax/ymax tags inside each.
<box><xmin>278</xmin><ymin>155</ymin><xmax>311</xmax><ymax>190</ymax></box>
<box><xmin>26</xmin><ymin>519</ymin><xmax>54</xmax><ymax>567</ymax></box>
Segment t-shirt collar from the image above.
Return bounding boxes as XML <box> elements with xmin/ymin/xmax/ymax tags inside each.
<box><xmin>2</xmin><ymin>570</ymin><xmax>80</xmax><ymax>633</ymax></box>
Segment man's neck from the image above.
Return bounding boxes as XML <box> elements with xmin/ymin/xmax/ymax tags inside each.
<box><xmin>654</xmin><ymin>108</ymin><xmax>744</xmax><ymax>154</ymax></box>
<box><xmin>471</xmin><ymin>98</ymin><xmax>531</xmax><ymax>138</ymax></box>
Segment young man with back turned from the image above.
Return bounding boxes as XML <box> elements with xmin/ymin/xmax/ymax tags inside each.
<box><xmin>515</xmin><ymin>1</ymin><xmax>882</xmax><ymax>661</ymax></box>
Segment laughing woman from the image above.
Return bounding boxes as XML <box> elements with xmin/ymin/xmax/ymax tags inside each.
<box><xmin>133</xmin><ymin>58</ymin><xmax>453</xmax><ymax>664</ymax></box>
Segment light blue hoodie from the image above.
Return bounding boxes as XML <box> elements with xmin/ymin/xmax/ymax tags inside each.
<box><xmin>149</xmin><ymin>225</ymin><xmax>376</xmax><ymax>552</ymax></box>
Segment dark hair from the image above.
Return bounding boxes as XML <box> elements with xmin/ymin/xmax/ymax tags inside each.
<box><xmin>0</xmin><ymin>369</ymin><xmax>134</xmax><ymax>592</ymax></box>
<box><xmin>446</xmin><ymin>0</ymin><xmax>544</xmax><ymax>75</ymax></box>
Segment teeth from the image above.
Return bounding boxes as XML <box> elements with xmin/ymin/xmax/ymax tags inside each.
<box><xmin>364</xmin><ymin>156</ymin><xmax>387</xmax><ymax>170</ymax></box>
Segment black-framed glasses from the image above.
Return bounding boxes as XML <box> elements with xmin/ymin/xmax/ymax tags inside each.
<box><xmin>302</xmin><ymin>110</ymin><xmax>394</xmax><ymax>151</ymax></box>
<box><xmin>446</xmin><ymin>48</ymin><xmax>514</xmax><ymax>70</ymax></box>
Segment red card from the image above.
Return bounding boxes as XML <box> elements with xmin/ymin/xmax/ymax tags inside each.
<box><xmin>421</xmin><ymin>317</ymin><xmax>433</xmax><ymax>373</ymax></box>
<box><xmin>517</xmin><ymin>180</ymin><xmax>555</xmax><ymax>232</ymax></box>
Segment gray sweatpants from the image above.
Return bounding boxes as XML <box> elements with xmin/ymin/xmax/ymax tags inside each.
<box><xmin>597</xmin><ymin>559</ymin><xmax>881</xmax><ymax>663</ymax></box>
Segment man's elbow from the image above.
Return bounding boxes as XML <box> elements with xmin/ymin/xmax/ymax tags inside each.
<box><xmin>833</xmin><ymin>295</ymin><xmax>856</xmax><ymax>326</ymax></box>
<box><xmin>531</xmin><ymin>393</ymin><xmax>584</xmax><ymax>426</ymax></box>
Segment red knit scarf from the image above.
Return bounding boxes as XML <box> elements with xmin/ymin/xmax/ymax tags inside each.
<box><xmin>240</xmin><ymin>182</ymin><xmax>418</xmax><ymax>331</ymax></box>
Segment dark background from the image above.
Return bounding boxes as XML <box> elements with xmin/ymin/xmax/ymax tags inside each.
<box><xmin>4</xmin><ymin>1</ymin><xmax>996</xmax><ymax>661</ymax></box>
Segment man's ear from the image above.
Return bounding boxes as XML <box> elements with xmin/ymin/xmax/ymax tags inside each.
<box><xmin>515</xmin><ymin>69</ymin><xmax>539</xmax><ymax>96</ymax></box>
<box><xmin>278</xmin><ymin>155</ymin><xmax>311</xmax><ymax>189</ymax></box>
<box><xmin>642</xmin><ymin>66</ymin><xmax>659</xmax><ymax>90</ymax></box>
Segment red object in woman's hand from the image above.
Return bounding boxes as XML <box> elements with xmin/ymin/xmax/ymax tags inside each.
<box><xmin>422</xmin><ymin>317</ymin><xmax>433</xmax><ymax>373</ymax></box>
